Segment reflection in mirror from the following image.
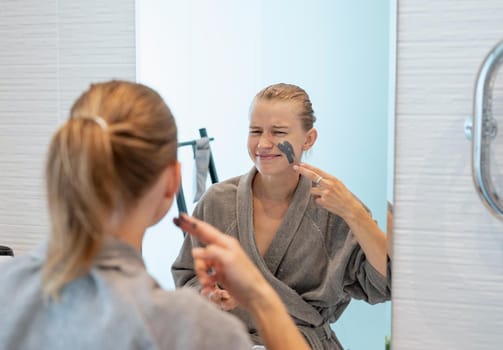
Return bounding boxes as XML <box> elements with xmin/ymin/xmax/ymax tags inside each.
<box><xmin>137</xmin><ymin>1</ymin><xmax>395</xmax><ymax>349</ymax></box>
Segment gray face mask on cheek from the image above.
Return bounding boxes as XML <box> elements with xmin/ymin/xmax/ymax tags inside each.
<box><xmin>277</xmin><ymin>141</ymin><xmax>295</xmax><ymax>164</ymax></box>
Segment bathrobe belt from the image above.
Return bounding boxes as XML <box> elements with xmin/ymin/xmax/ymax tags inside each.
<box><xmin>298</xmin><ymin>322</ymin><xmax>341</xmax><ymax>350</ymax></box>
<box><xmin>249</xmin><ymin>320</ymin><xmax>336</xmax><ymax>349</ymax></box>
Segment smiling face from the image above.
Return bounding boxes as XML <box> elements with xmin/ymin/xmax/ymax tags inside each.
<box><xmin>248</xmin><ymin>99</ymin><xmax>316</xmax><ymax>176</ymax></box>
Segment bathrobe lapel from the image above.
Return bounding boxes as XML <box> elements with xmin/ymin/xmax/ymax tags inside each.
<box><xmin>264</xmin><ymin>174</ymin><xmax>312</xmax><ymax>275</ymax></box>
<box><xmin>236</xmin><ymin>168</ymin><xmax>324</xmax><ymax>327</ymax></box>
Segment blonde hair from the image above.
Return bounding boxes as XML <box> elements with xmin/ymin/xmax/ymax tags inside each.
<box><xmin>254</xmin><ymin>83</ymin><xmax>316</xmax><ymax>131</ymax></box>
<box><xmin>42</xmin><ymin>81</ymin><xmax>177</xmax><ymax>299</ymax></box>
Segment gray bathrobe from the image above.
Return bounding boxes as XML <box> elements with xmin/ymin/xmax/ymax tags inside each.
<box><xmin>0</xmin><ymin>237</ymin><xmax>252</xmax><ymax>350</ymax></box>
<box><xmin>172</xmin><ymin>168</ymin><xmax>391</xmax><ymax>350</ymax></box>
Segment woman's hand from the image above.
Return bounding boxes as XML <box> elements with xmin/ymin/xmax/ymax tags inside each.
<box><xmin>202</xmin><ymin>285</ymin><xmax>238</xmax><ymax>311</ymax></box>
<box><xmin>293</xmin><ymin>162</ymin><xmax>388</xmax><ymax>276</ymax></box>
<box><xmin>173</xmin><ymin>214</ymin><xmax>270</xmax><ymax>310</ymax></box>
<box><xmin>293</xmin><ymin>163</ymin><xmax>365</xmax><ymax>221</ymax></box>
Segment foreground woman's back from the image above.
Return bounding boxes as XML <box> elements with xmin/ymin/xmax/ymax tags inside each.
<box><xmin>0</xmin><ymin>237</ymin><xmax>251</xmax><ymax>350</ymax></box>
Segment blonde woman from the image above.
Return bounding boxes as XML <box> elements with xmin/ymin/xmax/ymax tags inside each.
<box><xmin>173</xmin><ymin>83</ymin><xmax>391</xmax><ymax>349</ymax></box>
<box><xmin>0</xmin><ymin>81</ymin><xmax>309</xmax><ymax>350</ymax></box>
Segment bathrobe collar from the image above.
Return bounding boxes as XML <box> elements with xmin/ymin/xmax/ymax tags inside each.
<box><xmin>236</xmin><ymin>167</ymin><xmax>324</xmax><ymax>327</ymax></box>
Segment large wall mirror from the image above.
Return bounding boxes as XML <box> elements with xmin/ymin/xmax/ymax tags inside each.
<box><xmin>137</xmin><ymin>1</ymin><xmax>396</xmax><ymax>349</ymax></box>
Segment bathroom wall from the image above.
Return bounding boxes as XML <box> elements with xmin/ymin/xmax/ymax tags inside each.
<box><xmin>393</xmin><ymin>1</ymin><xmax>503</xmax><ymax>348</ymax></box>
<box><xmin>0</xmin><ymin>0</ymin><xmax>135</xmax><ymax>255</ymax></box>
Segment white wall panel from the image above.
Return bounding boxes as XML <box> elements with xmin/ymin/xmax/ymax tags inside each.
<box><xmin>0</xmin><ymin>0</ymin><xmax>135</xmax><ymax>256</ymax></box>
<box><xmin>394</xmin><ymin>1</ymin><xmax>503</xmax><ymax>348</ymax></box>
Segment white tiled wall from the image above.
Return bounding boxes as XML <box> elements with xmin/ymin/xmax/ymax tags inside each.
<box><xmin>0</xmin><ymin>0</ymin><xmax>135</xmax><ymax>256</ymax></box>
<box><xmin>393</xmin><ymin>1</ymin><xmax>503</xmax><ymax>348</ymax></box>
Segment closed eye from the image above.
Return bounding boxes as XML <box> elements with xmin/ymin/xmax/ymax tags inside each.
<box><xmin>249</xmin><ymin>129</ymin><xmax>263</xmax><ymax>137</ymax></box>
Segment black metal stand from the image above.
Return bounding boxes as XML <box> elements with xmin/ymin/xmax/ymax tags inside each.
<box><xmin>175</xmin><ymin>128</ymin><xmax>219</xmax><ymax>233</ymax></box>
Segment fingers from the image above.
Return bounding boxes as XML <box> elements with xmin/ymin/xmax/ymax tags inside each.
<box><xmin>201</xmin><ymin>287</ymin><xmax>222</xmax><ymax>304</ymax></box>
<box><xmin>192</xmin><ymin>242</ymin><xmax>233</xmax><ymax>265</ymax></box>
<box><xmin>201</xmin><ymin>287</ymin><xmax>218</xmax><ymax>301</ymax></box>
<box><xmin>192</xmin><ymin>242</ymin><xmax>238</xmax><ymax>290</ymax></box>
<box><xmin>309</xmin><ymin>186</ymin><xmax>324</xmax><ymax>196</ymax></box>
<box><xmin>293</xmin><ymin>164</ymin><xmax>335</xmax><ymax>188</ymax></box>
<box><xmin>193</xmin><ymin>251</ymin><xmax>219</xmax><ymax>287</ymax></box>
<box><xmin>192</xmin><ymin>245</ymin><xmax>229</xmax><ymax>275</ymax></box>
<box><xmin>292</xmin><ymin>164</ymin><xmax>318</xmax><ymax>182</ymax></box>
<box><xmin>174</xmin><ymin>214</ymin><xmax>232</xmax><ymax>249</ymax></box>
<box><xmin>219</xmin><ymin>296</ymin><xmax>238</xmax><ymax>311</ymax></box>
<box><xmin>201</xmin><ymin>287</ymin><xmax>237</xmax><ymax>310</ymax></box>
<box><xmin>294</xmin><ymin>162</ymin><xmax>332</xmax><ymax>180</ymax></box>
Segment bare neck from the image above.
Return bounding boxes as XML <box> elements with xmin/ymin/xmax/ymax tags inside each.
<box><xmin>108</xmin><ymin>190</ymin><xmax>160</xmax><ymax>251</ymax></box>
<box><xmin>109</xmin><ymin>211</ymin><xmax>146</xmax><ymax>251</ymax></box>
<box><xmin>253</xmin><ymin>171</ymin><xmax>300</xmax><ymax>202</ymax></box>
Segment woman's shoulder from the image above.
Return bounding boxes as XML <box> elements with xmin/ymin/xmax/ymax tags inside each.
<box><xmin>0</xmin><ymin>253</ymin><xmax>42</xmax><ymax>295</ymax></box>
<box><xmin>0</xmin><ymin>242</ymin><xmax>46</xmax><ymax>281</ymax></box>
<box><xmin>193</xmin><ymin>169</ymin><xmax>254</xmax><ymax>225</ymax></box>
<box><xmin>196</xmin><ymin>173</ymin><xmax>244</xmax><ymax>207</ymax></box>
<box><xmin>205</xmin><ymin>174</ymin><xmax>242</xmax><ymax>195</ymax></box>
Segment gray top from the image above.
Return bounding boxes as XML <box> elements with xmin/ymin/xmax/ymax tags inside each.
<box><xmin>0</xmin><ymin>236</ymin><xmax>252</xmax><ymax>350</ymax></box>
<box><xmin>172</xmin><ymin>168</ymin><xmax>391</xmax><ymax>350</ymax></box>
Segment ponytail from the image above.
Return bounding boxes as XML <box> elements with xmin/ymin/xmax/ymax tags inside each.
<box><xmin>42</xmin><ymin>117</ymin><xmax>116</xmax><ymax>299</ymax></box>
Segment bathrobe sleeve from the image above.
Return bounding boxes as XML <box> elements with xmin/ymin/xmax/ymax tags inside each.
<box><xmin>334</xmin><ymin>204</ymin><xmax>392</xmax><ymax>303</ymax></box>
<box><xmin>318</xmin><ymin>198</ymin><xmax>391</xmax><ymax>304</ymax></box>
<box><xmin>171</xmin><ymin>233</ymin><xmax>200</xmax><ymax>289</ymax></box>
<box><xmin>310</xmin><ymin>206</ymin><xmax>391</xmax><ymax>306</ymax></box>
<box><xmin>341</xmin><ymin>237</ymin><xmax>391</xmax><ymax>304</ymax></box>
<box><xmin>171</xmin><ymin>192</ymin><xmax>206</xmax><ymax>289</ymax></box>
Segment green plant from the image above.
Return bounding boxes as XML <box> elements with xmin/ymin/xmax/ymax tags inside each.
<box><xmin>385</xmin><ymin>335</ymin><xmax>391</xmax><ymax>350</ymax></box>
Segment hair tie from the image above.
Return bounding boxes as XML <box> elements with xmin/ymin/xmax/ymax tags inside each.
<box><xmin>81</xmin><ymin>116</ymin><xmax>108</xmax><ymax>131</ymax></box>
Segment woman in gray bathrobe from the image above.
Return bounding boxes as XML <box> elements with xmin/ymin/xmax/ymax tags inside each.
<box><xmin>172</xmin><ymin>83</ymin><xmax>391</xmax><ymax>350</ymax></box>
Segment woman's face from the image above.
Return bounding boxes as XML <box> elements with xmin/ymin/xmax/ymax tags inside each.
<box><xmin>248</xmin><ymin>99</ymin><xmax>314</xmax><ymax>176</ymax></box>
